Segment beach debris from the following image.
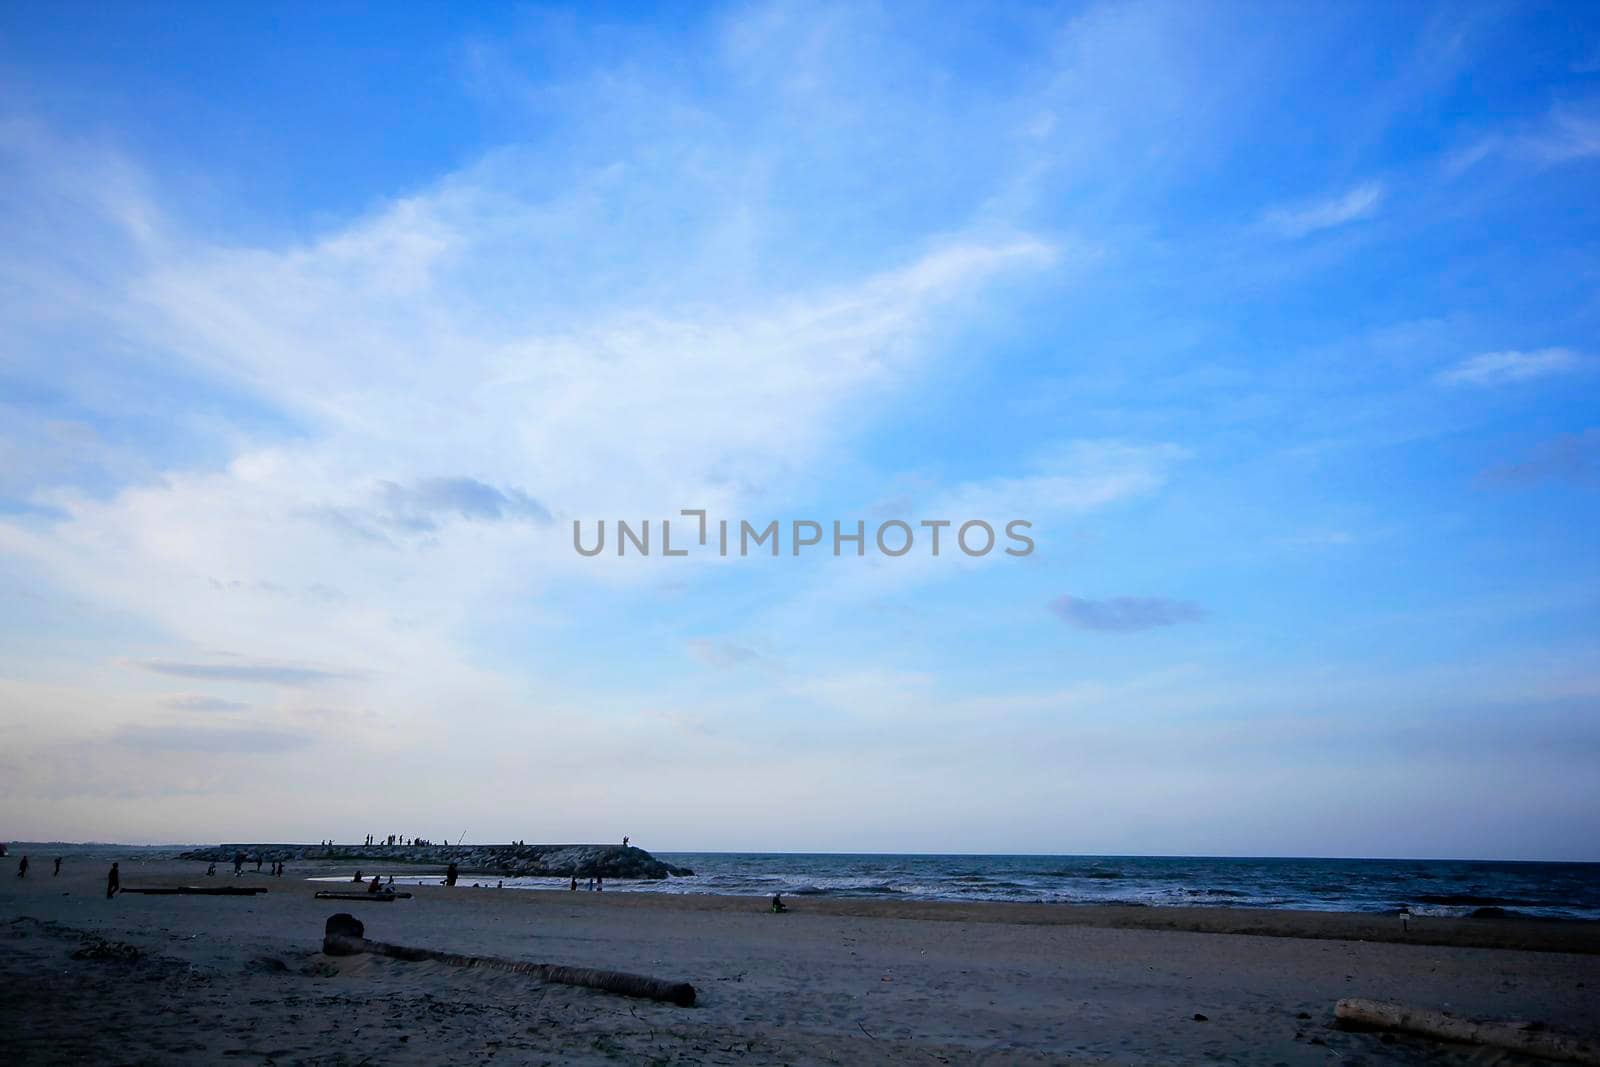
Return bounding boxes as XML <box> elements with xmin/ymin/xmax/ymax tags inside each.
<box><xmin>118</xmin><ymin>886</ymin><xmax>268</xmax><ymax>895</ymax></box>
<box><xmin>320</xmin><ymin>913</ymin><xmax>697</xmax><ymax>1007</ymax></box>
<box><xmin>1335</xmin><ymin>997</ymin><xmax>1600</xmax><ymax>1064</ymax></box>
<box><xmin>71</xmin><ymin>935</ymin><xmax>144</xmax><ymax>961</ymax></box>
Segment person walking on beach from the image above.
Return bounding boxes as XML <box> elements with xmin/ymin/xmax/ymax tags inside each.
<box><xmin>53</xmin><ymin>857</ymin><xmax>61</xmax><ymax>876</ymax></box>
<box><xmin>16</xmin><ymin>856</ymin><xmax>26</xmax><ymax>878</ymax></box>
<box><xmin>445</xmin><ymin>862</ymin><xmax>459</xmax><ymax>887</ymax></box>
<box><xmin>106</xmin><ymin>862</ymin><xmax>119</xmax><ymax>899</ymax></box>
<box><xmin>570</xmin><ymin>875</ymin><xmax>578</xmax><ymax>891</ymax></box>
<box><xmin>233</xmin><ymin>852</ymin><xmax>244</xmax><ymax>877</ymax></box>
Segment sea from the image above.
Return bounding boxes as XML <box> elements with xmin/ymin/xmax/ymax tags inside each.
<box><xmin>14</xmin><ymin>844</ymin><xmax>1598</xmax><ymax>920</ymax></box>
<box><xmin>334</xmin><ymin>851</ymin><xmax>1598</xmax><ymax>921</ymax></box>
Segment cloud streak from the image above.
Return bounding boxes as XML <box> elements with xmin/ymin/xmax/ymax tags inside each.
<box><xmin>1263</xmin><ymin>182</ymin><xmax>1383</xmax><ymax>238</ymax></box>
<box><xmin>130</xmin><ymin>659</ymin><xmax>355</xmax><ymax>686</ymax></box>
<box><xmin>112</xmin><ymin>724</ymin><xmax>312</xmax><ymax>753</ymax></box>
<box><xmin>1437</xmin><ymin>348</ymin><xmax>1584</xmax><ymax>387</ymax></box>
<box><xmin>1050</xmin><ymin>595</ymin><xmax>1206</xmax><ymax>632</ymax></box>
<box><xmin>1479</xmin><ymin>429</ymin><xmax>1600</xmax><ymax>488</ymax></box>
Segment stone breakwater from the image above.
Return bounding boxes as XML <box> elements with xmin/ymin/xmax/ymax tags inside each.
<box><xmin>178</xmin><ymin>843</ymin><xmax>694</xmax><ymax>880</ymax></box>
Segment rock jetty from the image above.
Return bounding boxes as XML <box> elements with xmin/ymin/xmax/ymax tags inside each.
<box><xmin>178</xmin><ymin>843</ymin><xmax>693</xmax><ymax>879</ymax></box>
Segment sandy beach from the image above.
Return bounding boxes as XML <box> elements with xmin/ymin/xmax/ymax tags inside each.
<box><xmin>4</xmin><ymin>856</ymin><xmax>1598</xmax><ymax>1065</ymax></box>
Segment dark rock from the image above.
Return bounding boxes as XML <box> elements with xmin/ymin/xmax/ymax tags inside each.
<box><xmin>179</xmin><ymin>842</ymin><xmax>694</xmax><ymax>879</ymax></box>
<box><xmin>1192</xmin><ymin>1013</ymin><xmax>1208</xmax><ymax>1022</ymax></box>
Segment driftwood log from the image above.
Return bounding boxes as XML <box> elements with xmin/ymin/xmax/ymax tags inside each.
<box><xmin>314</xmin><ymin>891</ymin><xmax>413</xmax><ymax>901</ymax></box>
<box><xmin>1335</xmin><ymin>998</ymin><xmax>1600</xmax><ymax>1064</ymax></box>
<box><xmin>321</xmin><ymin>914</ymin><xmax>696</xmax><ymax>1007</ymax></box>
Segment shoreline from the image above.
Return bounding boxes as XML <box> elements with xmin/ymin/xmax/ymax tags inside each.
<box><xmin>291</xmin><ymin>878</ymin><xmax>1600</xmax><ymax>955</ymax></box>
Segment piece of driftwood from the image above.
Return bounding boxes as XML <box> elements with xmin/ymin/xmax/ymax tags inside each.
<box><xmin>1335</xmin><ymin>998</ymin><xmax>1600</xmax><ymax>1064</ymax></box>
<box><xmin>321</xmin><ymin>914</ymin><xmax>695</xmax><ymax>1007</ymax></box>
<box><xmin>119</xmin><ymin>886</ymin><xmax>268</xmax><ymax>896</ymax></box>
<box><xmin>314</xmin><ymin>891</ymin><xmax>413</xmax><ymax>901</ymax></box>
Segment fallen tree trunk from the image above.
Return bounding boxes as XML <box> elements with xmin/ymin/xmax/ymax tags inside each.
<box><xmin>321</xmin><ymin>914</ymin><xmax>695</xmax><ymax>1007</ymax></box>
<box><xmin>120</xmin><ymin>886</ymin><xmax>268</xmax><ymax>896</ymax></box>
<box><xmin>1335</xmin><ymin>998</ymin><xmax>1600</xmax><ymax>1064</ymax></box>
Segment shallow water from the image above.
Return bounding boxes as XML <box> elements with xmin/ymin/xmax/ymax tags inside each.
<box><xmin>307</xmin><ymin>852</ymin><xmax>1600</xmax><ymax>920</ymax></box>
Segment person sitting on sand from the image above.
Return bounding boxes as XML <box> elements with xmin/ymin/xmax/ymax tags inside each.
<box><xmin>367</xmin><ymin>874</ymin><xmax>383</xmax><ymax>894</ymax></box>
<box><xmin>207</xmin><ymin>862</ymin><xmax>216</xmax><ymax>876</ymax></box>
<box><xmin>352</xmin><ymin>869</ymin><xmax>364</xmax><ymax>882</ymax></box>
<box><xmin>771</xmin><ymin>892</ymin><xmax>787</xmax><ymax>913</ymax></box>
<box><xmin>106</xmin><ymin>862</ymin><xmax>120</xmax><ymax>899</ymax></box>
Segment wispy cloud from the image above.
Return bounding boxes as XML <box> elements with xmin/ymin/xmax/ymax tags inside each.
<box><xmin>1448</xmin><ymin>104</ymin><xmax>1600</xmax><ymax>173</ymax></box>
<box><xmin>129</xmin><ymin>659</ymin><xmax>355</xmax><ymax>686</ymax></box>
<box><xmin>687</xmin><ymin>639</ymin><xmax>762</xmax><ymax>668</ymax></box>
<box><xmin>377</xmin><ymin>477</ymin><xmax>551</xmax><ymax>529</ymax></box>
<box><xmin>160</xmin><ymin>694</ymin><xmax>251</xmax><ymax>712</ymax></box>
<box><xmin>1436</xmin><ymin>348</ymin><xmax>1583</xmax><ymax>387</ymax></box>
<box><xmin>314</xmin><ymin>476</ymin><xmax>552</xmax><ymax>542</ymax></box>
<box><xmin>112</xmin><ymin>724</ymin><xmax>312</xmax><ymax>753</ymax></box>
<box><xmin>1479</xmin><ymin>429</ymin><xmax>1600</xmax><ymax>488</ymax></box>
<box><xmin>1262</xmin><ymin>181</ymin><xmax>1383</xmax><ymax>238</ymax></box>
<box><xmin>1050</xmin><ymin>595</ymin><xmax>1206</xmax><ymax>632</ymax></box>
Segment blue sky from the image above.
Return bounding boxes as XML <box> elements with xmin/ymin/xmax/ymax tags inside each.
<box><xmin>1</xmin><ymin>2</ymin><xmax>1596</xmax><ymax>858</ymax></box>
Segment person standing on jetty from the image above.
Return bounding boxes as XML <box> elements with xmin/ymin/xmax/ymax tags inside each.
<box><xmin>106</xmin><ymin>862</ymin><xmax>119</xmax><ymax>899</ymax></box>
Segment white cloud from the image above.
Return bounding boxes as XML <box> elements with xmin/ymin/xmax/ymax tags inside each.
<box><xmin>1436</xmin><ymin>347</ymin><xmax>1584</xmax><ymax>387</ymax></box>
<box><xmin>1262</xmin><ymin>181</ymin><xmax>1384</xmax><ymax>238</ymax></box>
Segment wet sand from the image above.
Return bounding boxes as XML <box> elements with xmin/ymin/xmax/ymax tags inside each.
<box><xmin>4</xmin><ymin>857</ymin><xmax>1598</xmax><ymax>1065</ymax></box>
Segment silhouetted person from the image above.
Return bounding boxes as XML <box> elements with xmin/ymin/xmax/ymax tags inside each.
<box><xmin>16</xmin><ymin>856</ymin><xmax>26</xmax><ymax>878</ymax></box>
<box><xmin>106</xmin><ymin>862</ymin><xmax>119</xmax><ymax>899</ymax></box>
<box><xmin>570</xmin><ymin>875</ymin><xmax>578</xmax><ymax>891</ymax></box>
<box><xmin>367</xmin><ymin>874</ymin><xmax>383</xmax><ymax>894</ymax></box>
<box><xmin>622</xmin><ymin>835</ymin><xmax>629</xmax><ymax>848</ymax></box>
<box><xmin>445</xmin><ymin>862</ymin><xmax>459</xmax><ymax>887</ymax></box>
<box><xmin>233</xmin><ymin>852</ymin><xmax>244</xmax><ymax>877</ymax></box>
<box><xmin>206</xmin><ymin>863</ymin><xmax>217</xmax><ymax>877</ymax></box>
<box><xmin>255</xmin><ymin>855</ymin><xmax>263</xmax><ymax>872</ymax></box>
<box><xmin>53</xmin><ymin>857</ymin><xmax>61</xmax><ymax>876</ymax></box>
<box><xmin>595</xmin><ymin>876</ymin><xmax>603</xmax><ymax>892</ymax></box>
<box><xmin>771</xmin><ymin>892</ymin><xmax>787</xmax><ymax>913</ymax></box>
<box><xmin>352</xmin><ymin>869</ymin><xmax>364</xmax><ymax>882</ymax></box>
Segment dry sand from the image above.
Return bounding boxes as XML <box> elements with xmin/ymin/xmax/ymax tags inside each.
<box><xmin>4</xmin><ymin>857</ymin><xmax>1598</xmax><ymax>1065</ymax></box>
